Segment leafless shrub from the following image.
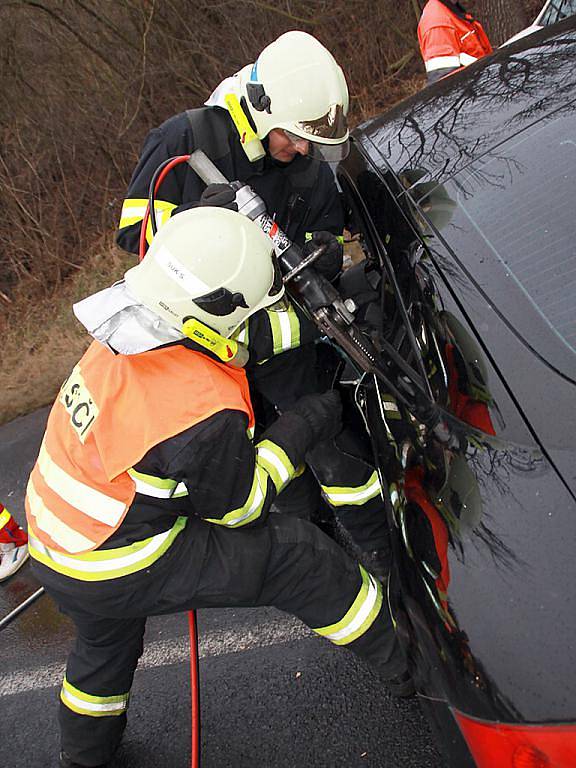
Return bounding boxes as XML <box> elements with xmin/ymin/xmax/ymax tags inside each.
<box><xmin>0</xmin><ymin>0</ymin><xmax>539</xmax><ymax>304</ymax></box>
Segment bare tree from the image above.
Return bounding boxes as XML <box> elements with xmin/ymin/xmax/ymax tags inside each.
<box><xmin>469</xmin><ymin>0</ymin><xmax>530</xmax><ymax>45</ymax></box>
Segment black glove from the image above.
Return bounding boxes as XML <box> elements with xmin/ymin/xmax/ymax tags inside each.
<box><xmin>290</xmin><ymin>390</ymin><xmax>343</xmax><ymax>446</ymax></box>
<box><xmin>199</xmin><ymin>183</ymin><xmax>238</xmax><ymax>211</ymax></box>
<box><xmin>302</xmin><ymin>231</ymin><xmax>343</xmax><ymax>281</ymax></box>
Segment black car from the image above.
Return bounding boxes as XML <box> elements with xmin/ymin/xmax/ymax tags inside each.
<box><xmin>505</xmin><ymin>0</ymin><xmax>576</xmax><ymax>44</ymax></box>
<box><xmin>333</xmin><ymin>14</ymin><xmax>576</xmax><ymax>768</ymax></box>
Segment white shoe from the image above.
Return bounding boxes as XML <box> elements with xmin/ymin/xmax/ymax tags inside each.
<box><xmin>0</xmin><ymin>542</ymin><xmax>29</xmax><ymax>581</ymax></box>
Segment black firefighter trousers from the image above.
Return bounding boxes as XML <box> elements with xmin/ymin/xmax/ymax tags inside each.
<box><xmin>34</xmin><ymin>512</ymin><xmax>405</xmax><ymax>767</ymax></box>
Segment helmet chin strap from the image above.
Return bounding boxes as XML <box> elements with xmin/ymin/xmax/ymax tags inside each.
<box><xmin>182</xmin><ymin>317</ymin><xmax>249</xmax><ymax>368</ymax></box>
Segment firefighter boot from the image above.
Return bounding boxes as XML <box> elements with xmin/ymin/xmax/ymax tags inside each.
<box><xmin>384</xmin><ymin>669</ymin><xmax>415</xmax><ymax>698</ymax></box>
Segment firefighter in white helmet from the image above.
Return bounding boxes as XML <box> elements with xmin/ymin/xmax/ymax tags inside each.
<box><xmin>116</xmin><ymin>31</ymin><xmax>396</xmax><ymax>585</ymax></box>
<box><xmin>26</xmin><ymin>208</ymin><xmax>409</xmax><ymax>768</ymax></box>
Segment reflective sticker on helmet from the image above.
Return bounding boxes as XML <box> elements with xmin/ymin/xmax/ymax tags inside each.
<box><xmin>155</xmin><ymin>245</ymin><xmax>210</xmax><ymax>296</ymax></box>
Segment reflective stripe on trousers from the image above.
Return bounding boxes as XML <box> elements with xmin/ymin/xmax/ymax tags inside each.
<box><xmin>313</xmin><ymin>566</ymin><xmax>383</xmax><ymax>645</ymax></box>
<box><xmin>61</xmin><ymin>676</ymin><xmax>129</xmax><ymax>718</ymax></box>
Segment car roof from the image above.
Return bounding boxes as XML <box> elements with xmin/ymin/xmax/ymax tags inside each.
<box><xmin>355</xmin><ymin>15</ymin><xmax>576</xmax><ymax>194</ymax></box>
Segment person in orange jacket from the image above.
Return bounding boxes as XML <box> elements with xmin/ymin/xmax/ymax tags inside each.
<box><xmin>0</xmin><ymin>502</ymin><xmax>29</xmax><ymax>581</ymax></box>
<box><xmin>418</xmin><ymin>0</ymin><xmax>493</xmax><ymax>84</ymax></box>
<box><xmin>26</xmin><ymin>207</ymin><xmax>410</xmax><ymax>768</ymax></box>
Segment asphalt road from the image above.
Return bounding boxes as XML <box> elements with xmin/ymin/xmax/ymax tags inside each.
<box><xmin>0</xmin><ymin>407</ymin><xmax>442</xmax><ymax>768</ymax></box>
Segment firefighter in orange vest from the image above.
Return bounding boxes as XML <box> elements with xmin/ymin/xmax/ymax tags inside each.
<box><xmin>418</xmin><ymin>0</ymin><xmax>493</xmax><ymax>84</ymax></box>
<box><xmin>26</xmin><ymin>208</ymin><xmax>410</xmax><ymax>768</ymax></box>
<box><xmin>0</xmin><ymin>502</ymin><xmax>28</xmax><ymax>581</ymax></box>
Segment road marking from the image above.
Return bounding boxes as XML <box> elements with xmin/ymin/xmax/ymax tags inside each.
<box><xmin>1</xmin><ymin>617</ymin><xmax>314</xmax><ymax>697</ymax></box>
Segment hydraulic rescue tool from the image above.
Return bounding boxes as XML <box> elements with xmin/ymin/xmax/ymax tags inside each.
<box><xmin>186</xmin><ymin>151</ymin><xmax>415</xmax><ymax>399</ymax></box>
<box><xmin>185</xmin><ymin>150</ymin><xmax>464</xmax><ymax>450</ymax></box>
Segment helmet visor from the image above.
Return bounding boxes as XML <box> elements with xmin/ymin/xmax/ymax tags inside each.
<box><xmin>283</xmin><ymin>129</ymin><xmax>350</xmax><ymax>162</ymax></box>
<box><xmin>285</xmin><ymin>102</ymin><xmax>349</xmax><ymax>162</ymax></box>
<box><xmin>295</xmin><ymin>103</ymin><xmax>348</xmax><ymax>141</ymax></box>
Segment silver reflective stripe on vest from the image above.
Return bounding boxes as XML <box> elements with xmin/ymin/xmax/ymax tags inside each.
<box><xmin>127</xmin><ymin>468</ymin><xmax>188</xmax><ymax>499</ymax></box>
<box><xmin>38</xmin><ymin>442</ymin><xmax>126</xmax><ymax>526</ymax></box>
<box><xmin>28</xmin><ymin>516</ymin><xmax>187</xmax><ymax>581</ymax></box>
<box><xmin>27</xmin><ymin>478</ymin><xmax>97</xmax><ymax>553</ymax></box>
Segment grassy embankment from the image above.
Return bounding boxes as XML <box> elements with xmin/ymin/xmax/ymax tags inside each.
<box><xmin>0</xmin><ymin>0</ymin><xmax>426</xmax><ymax>428</ymax></box>
<box><xmin>0</xmin><ymin>240</ymin><xmax>134</xmax><ymax>426</ymax></box>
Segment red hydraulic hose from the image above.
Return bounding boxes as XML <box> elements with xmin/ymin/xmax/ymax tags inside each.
<box><xmin>138</xmin><ymin>154</ymin><xmax>191</xmax><ymax>261</ymax></box>
<box><xmin>188</xmin><ymin>609</ymin><xmax>201</xmax><ymax>768</ymax></box>
<box><xmin>137</xmin><ymin>154</ymin><xmax>201</xmax><ymax>768</ymax></box>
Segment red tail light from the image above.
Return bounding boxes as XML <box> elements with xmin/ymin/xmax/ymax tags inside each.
<box><xmin>454</xmin><ymin>709</ymin><xmax>576</xmax><ymax>767</ymax></box>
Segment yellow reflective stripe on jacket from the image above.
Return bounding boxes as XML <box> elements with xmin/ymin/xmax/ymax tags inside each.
<box><xmin>118</xmin><ymin>198</ymin><xmax>177</xmax><ymax>244</ymax></box>
<box><xmin>37</xmin><ymin>442</ymin><xmax>126</xmax><ymax>526</ymax></box>
<box><xmin>27</xmin><ymin>477</ymin><xmax>98</xmax><ymax>553</ymax></box>
<box><xmin>231</xmin><ymin>322</ymin><xmax>249</xmax><ymax>346</ymax></box>
<box><xmin>127</xmin><ymin>469</ymin><xmax>188</xmax><ymax>499</ymax></box>
<box><xmin>267</xmin><ymin>305</ymin><xmax>301</xmax><ymax>356</ymax></box>
<box><xmin>256</xmin><ymin>439</ymin><xmax>295</xmax><ymax>493</ymax></box>
<box><xmin>28</xmin><ymin>517</ymin><xmax>187</xmax><ymax>581</ymax></box>
<box><xmin>304</xmin><ymin>232</ymin><xmax>345</xmax><ymax>244</ymax></box>
<box><xmin>118</xmin><ymin>198</ymin><xmax>176</xmax><ymax>229</ymax></box>
<box><xmin>0</xmin><ymin>508</ymin><xmax>11</xmax><ymax>530</ymax></box>
<box><xmin>321</xmin><ymin>470</ymin><xmax>382</xmax><ymax>507</ymax></box>
<box><xmin>313</xmin><ymin>566</ymin><xmax>383</xmax><ymax>646</ymax></box>
<box><xmin>61</xmin><ymin>676</ymin><xmax>129</xmax><ymax>717</ymax></box>
<box><xmin>204</xmin><ymin>464</ymin><xmax>268</xmax><ymax>528</ymax></box>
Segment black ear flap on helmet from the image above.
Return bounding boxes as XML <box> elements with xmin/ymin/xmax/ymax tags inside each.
<box><xmin>246</xmin><ymin>82</ymin><xmax>272</xmax><ymax>114</ymax></box>
<box><xmin>193</xmin><ymin>287</ymin><xmax>249</xmax><ymax>317</ymax></box>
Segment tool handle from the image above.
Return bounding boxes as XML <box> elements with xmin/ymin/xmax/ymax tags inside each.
<box><xmin>187</xmin><ymin>149</ymin><xmax>229</xmax><ymax>186</ymax></box>
<box><xmin>0</xmin><ymin>586</ymin><xmax>45</xmax><ymax>631</ymax></box>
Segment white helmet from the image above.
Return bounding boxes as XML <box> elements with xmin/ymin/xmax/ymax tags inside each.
<box><xmin>125</xmin><ymin>207</ymin><xmax>284</xmax><ymax>338</ymax></box>
<box><xmin>239</xmin><ymin>31</ymin><xmax>349</xmax><ymax>162</ymax></box>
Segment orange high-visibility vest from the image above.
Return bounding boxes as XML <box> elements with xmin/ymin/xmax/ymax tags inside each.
<box><xmin>418</xmin><ymin>0</ymin><xmax>492</xmax><ymax>77</ymax></box>
<box><xmin>26</xmin><ymin>341</ymin><xmax>254</xmax><ymax>555</ymax></box>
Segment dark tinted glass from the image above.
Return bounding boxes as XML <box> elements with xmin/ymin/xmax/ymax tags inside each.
<box><xmin>357</xmin><ymin>21</ymin><xmax>576</xmax><ymax>196</ymax></box>
<box><xmin>414</xmin><ymin>104</ymin><xmax>576</xmax><ymax>375</ymax></box>
<box><xmin>458</xmin><ymin>113</ymin><xmax>575</xmax><ymax>354</ymax></box>
<box><xmin>540</xmin><ymin>0</ymin><xmax>576</xmax><ymax>25</ymax></box>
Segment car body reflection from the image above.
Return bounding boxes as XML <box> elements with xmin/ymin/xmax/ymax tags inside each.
<box><xmin>334</xmin><ymin>15</ymin><xmax>576</xmax><ymax>767</ymax></box>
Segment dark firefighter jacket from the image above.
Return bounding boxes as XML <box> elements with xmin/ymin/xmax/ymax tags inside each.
<box><xmin>117</xmin><ymin>106</ymin><xmax>345</xmax><ymax>254</ymax></box>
